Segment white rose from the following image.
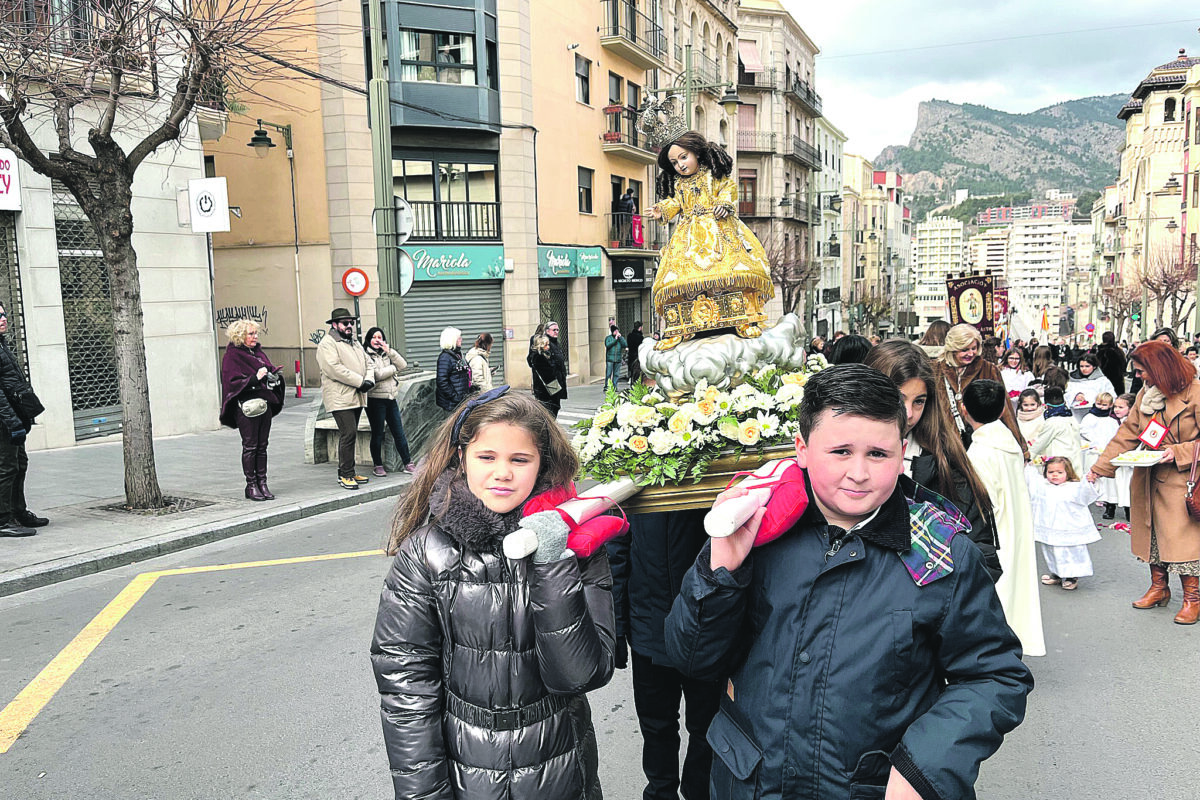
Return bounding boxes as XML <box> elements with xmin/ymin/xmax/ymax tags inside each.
<box><xmin>648</xmin><ymin>428</ymin><xmax>677</xmax><ymax>455</ymax></box>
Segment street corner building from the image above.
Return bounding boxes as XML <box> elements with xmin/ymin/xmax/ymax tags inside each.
<box><xmin>0</xmin><ymin>126</ymin><xmax>220</xmax><ymax>450</ymax></box>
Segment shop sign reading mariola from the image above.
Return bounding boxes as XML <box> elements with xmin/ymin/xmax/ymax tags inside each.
<box><xmin>408</xmin><ymin>245</ymin><xmax>506</xmax><ymax>281</ymax></box>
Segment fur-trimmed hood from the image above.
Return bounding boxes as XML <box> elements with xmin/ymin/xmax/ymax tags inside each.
<box><xmin>428</xmin><ymin>469</ymin><xmax>538</xmax><ymax>555</ymax></box>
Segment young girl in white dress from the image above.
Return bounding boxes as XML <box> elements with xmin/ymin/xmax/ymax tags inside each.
<box><xmin>1016</xmin><ymin>389</ymin><xmax>1044</xmax><ymax>450</ymax></box>
<box><xmin>1027</xmin><ymin>456</ymin><xmax>1102</xmax><ymax>591</ymax></box>
<box><xmin>1104</xmin><ymin>393</ymin><xmax>1136</xmax><ymax>522</ymax></box>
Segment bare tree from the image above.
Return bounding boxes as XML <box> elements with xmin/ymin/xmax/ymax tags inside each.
<box><xmin>761</xmin><ymin>230</ymin><xmax>819</xmax><ymax>320</ymax></box>
<box><xmin>1101</xmin><ymin>280</ymin><xmax>1141</xmax><ymax>343</ymax></box>
<box><xmin>856</xmin><ymin>288</ymin><xmax>892</xmax><ymax>336</ymax></box>
<box><xmin>1138</xmin><ymin>242</ymin><xmax>1197</xmax><ymax>331</ymax></box>
<box><xmin>0</xmin><ymin>0</ymin><xmax>318</xmax><ymax>507</ymax></box>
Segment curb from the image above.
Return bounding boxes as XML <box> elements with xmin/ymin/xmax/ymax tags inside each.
<box><xmin>0</xmin><ymin>480</ymin><xmax>410</xmax><ymax>599</ymax></box>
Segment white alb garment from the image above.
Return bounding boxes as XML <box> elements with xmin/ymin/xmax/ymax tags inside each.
<box><xmin>1025</xmin><ymin>467</ymin><xmax>1102</xmax><ymax>547</ymax></box>
<box><xmin>1028</xmin><ymin>415</ymin><xmax>1083</xmax><ymax>476</ymax></box>
<box><xmin>967</xmin><ymin>421</ymin><xmax>1046</xmax><ymax>657</ymax></box>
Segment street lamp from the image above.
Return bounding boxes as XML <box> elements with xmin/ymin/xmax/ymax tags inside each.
<box><xmin>640</xmin><ymin>45</ymin><xmax>742</xmax><ymax>129</ymax></box>
<box><xmin>246</xmin><ymin>118</ymin><xmax>305</xmax><ymax>393</ymax></box>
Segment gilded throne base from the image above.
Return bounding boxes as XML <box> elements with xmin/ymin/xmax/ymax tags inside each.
<box><xmin>657</xmin><ymin>289</ymin><xmax>767</xmax><ymax>347</ymax></box>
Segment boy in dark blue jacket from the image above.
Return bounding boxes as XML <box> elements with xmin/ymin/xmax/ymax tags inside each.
<box><xmin>665</xmin><ymin>364</ymin><xmax>1033</xmax><ymax>800</ymax></box>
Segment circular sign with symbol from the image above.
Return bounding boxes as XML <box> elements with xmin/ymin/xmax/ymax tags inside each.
<box><xmin>341</xmin><ymin>267</ymin><xmax>370</xmax><ymax>297</ymax></box>
<box><xmin>398</xmin><ymin>250</ymin><xmax>415</xmax><ymax>297</ymax></box>
<box><xmin>1085</xmin><ymin>323</ymin><xmax>1095</xmax><ymax>333</ymax></box>
<box><xmin>195</xmin><ymin>191</ymin><xmax>215</xmax><ymax>217</ymax></box>
<box><xmin>622</xmin><ymin>266</ymin><xmax>636</xmax><ymax>280</ymax></box>
<box><xmin>960</xmin><ymin>288</ymin><xmax>985</xmax><ymax>325</ymax></box>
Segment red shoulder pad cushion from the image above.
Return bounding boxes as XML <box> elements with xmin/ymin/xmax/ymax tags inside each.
<box><xmin>752</xmin><ymin>464</ymin><xmax>809</xmax><ymax>547</ymax></box>
<box><xmin>522</xmin><ymin>482</ymin><xmax>630</xmax><ymax>557</ymax></box>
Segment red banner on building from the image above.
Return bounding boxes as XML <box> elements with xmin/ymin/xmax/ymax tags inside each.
<box><xmin>945</xmin><ymin>274</ymin><xmax>996</xmax><ymax>336</ymax></box>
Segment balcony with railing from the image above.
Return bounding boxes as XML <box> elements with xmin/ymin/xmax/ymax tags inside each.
<box><xmin>600</xmin><ymin>0</ymin><xmax>667</xmax><ymax>71</ymax></box>
<box><xmin>737</xmin><ymin>67</ymin><xmax>777</xmax><ymax>90</ymax></box>
<box><xmin>737</xmin><ymin>196</ymin><xmax>814</xmax><ymax>224</ymax></box>
<box><xmin>407</xmin><ymin>200</ymin><xmax>501</xmax><ymax>242</ymax></box>
<box><xmin>784</xmin><ymin>136</ymin><xmax>822</xmax><ymax>171</ymax></box>
<box><xmin>736</xmin><ymin>130</ymin><xmax>776</xmax><ymax>153</ymax></box>
<box><xmin>606</xmin><ymin>213</ymin><xmax>668</xmax><ymax>252</ymax></box>
<box><xmin>602</xmin><ymin>106</ymin><xmax>660</xmax><ymax>164</ymax></box>
<box><xmin>690</xmin><ymin>49</ymin><xmax>724</xmax><ymax>96</ymax></box>
<box><xmin>784</xmin><ymin>77</ymin><xmax>823</xmax><ymax>117</ymax></box>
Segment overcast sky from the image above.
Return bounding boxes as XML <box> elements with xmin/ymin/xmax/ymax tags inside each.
<box><xmin>782</xmin><ymin>2</ymin><xmax>1200</xmax><ymax>160</ymax></box>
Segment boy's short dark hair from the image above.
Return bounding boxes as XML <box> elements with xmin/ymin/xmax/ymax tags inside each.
<box><xmin>1043</xmin><ymin>386</ymin><xmax>1066</xmax><ymax>406</ymax></box>
<box><xmin>797</xmin><ymin>364</ymin><xmax>906</xmax><ymax>440</ymax></box>
<box><xmin>610</xmin><ymin>323</ymin><xmax>618</xmax><ymax>333</ymax></box>
<box><xmin>1042</xmin><ymin>366</ymin><xmax>1069</xmax><ymax>391</ymax></box>
<box><xmin>962</xmin><ymin>379</ymin><xmax>1006</xmax><ymax>424</ymax></box>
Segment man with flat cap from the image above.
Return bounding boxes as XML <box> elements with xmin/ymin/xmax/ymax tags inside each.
<box><xmin>317</xmin><ymin>308</ymin><xmax>374</xmax><ymax>490</ymax></box>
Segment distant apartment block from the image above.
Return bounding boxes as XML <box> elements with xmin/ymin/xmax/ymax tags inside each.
<box><xmin>977</xmin><ymin>201</ymin><xmax>1075</xmax><ymax>226</ymax></box>
<box><xmin>912</xmin><ymin>217</ymin><xmax>965</xmax><ymax>328</ymax></box>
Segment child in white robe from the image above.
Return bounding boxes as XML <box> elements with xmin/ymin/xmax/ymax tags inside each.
<box><xmin>1026</xmin><ymin>457</ymin><xmax>1102</xmax><ymax>591</ymax></box>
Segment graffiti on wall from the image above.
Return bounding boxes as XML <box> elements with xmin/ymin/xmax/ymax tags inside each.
<box><xmin>216</xmin><ymin>305</ymin><xmax>268</xmax><ymax>332</ymax></box>
<box><xmin>308</xmin><ymin>328</ymin><xmax>326</xmax><ymax>345</ymax></box>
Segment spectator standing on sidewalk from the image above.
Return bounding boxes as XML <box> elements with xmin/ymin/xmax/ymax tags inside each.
<box><xmin>627</xmin><ymin>321</ymin><xmax>645</xmax><ymax>385</ymax></box>
<box><xmin>435</xmin><ymin>327</ymin><xmax>471</xmax><ymax>411</ymax></box>
<box><xmin>363</xmin><ymin>326</ymin><xmax>416</xmax><ymax>477</ymax></box>
<box><xmin>219</xmin><ymin>320</ymin><xmax>285</xmax><ymax>501</ymax></box>
<box><xmin>317</xmin><ymin>307</ymin><xmax>374</xmax><ymax>491</ymax></box>
<box><xmin>0</xmin><ymin>303</ymin><xmax>48</xmax><ymax>537</ymax></box>
<box><xmin>604</xmin><ymin>323</ymin><xmax>626</xmax><ymax>391</ymax></box>
<box><xmin>464</xmin><ymin>332</ymin><xmax>495</xmax><ymax>393</ymax></box>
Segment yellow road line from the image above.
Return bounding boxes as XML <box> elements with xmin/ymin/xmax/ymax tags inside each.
<box><xmin>0</xmin><ymin>549</ymin><xmax>385</xmax><ymax>754</ymax></box>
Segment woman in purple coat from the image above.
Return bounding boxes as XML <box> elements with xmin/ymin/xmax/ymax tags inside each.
<box><xmin>220</xmin><ymin>320</ymin><xmax>285</xmax><ymax>501</ymax></box>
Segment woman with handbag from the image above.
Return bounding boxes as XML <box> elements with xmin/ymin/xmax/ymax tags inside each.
<box><xmin>220</xmin><ymin>320</ymin><xmax>285</xmax><ymax>501</ymax></box>
<box><xmin>363</xmin><ymin>326</ymin><xmax>416</xmax><ymax>477</ymax></box>
<box><xmin>1088</xmin><ymin>341</ymin><xmax>1200</xmax><ymax>624</ymax></box>
<box><xmin>530</xmin><ymin>335</ymin><xmax>563</xmax><ymax>418</ymax></box>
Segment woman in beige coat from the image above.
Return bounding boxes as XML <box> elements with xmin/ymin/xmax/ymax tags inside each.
<box><xmin>1089</xmin><ymin>341</ymin><xmax>1200</xmax><ymax>625</ymax></box>
<box><xmin>363</xmin><ymin>326</ymin><xmax>416</xmax><ymax>477</ymax></box>
<box><xmin>464</xmin><ymin>332</ymin><xmax>495</xmax><ymax>393</ymax></box>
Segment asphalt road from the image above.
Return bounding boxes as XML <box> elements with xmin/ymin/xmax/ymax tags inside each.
<box><xmin>0</xmin><ymin>499</ymin><xmax>1194</xmax><ymax>799</ymax></box>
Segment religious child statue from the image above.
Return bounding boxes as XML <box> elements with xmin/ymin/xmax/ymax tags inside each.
<box><xmin>640</xmin><ymin>95</ymin><xmax>774</xmax><ymax>351</ymax></box>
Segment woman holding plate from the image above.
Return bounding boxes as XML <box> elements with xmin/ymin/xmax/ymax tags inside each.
<box><xmin>1088</xmin><ymin>341</ymin><xmax>1200</xmax><ymax>624</ymax></box>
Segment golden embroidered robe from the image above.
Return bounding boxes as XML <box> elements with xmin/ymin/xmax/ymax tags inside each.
<box><xmin>652</xmin><ymin>169</ymin><xmax>772</xmax><ymax>323</ymax></box>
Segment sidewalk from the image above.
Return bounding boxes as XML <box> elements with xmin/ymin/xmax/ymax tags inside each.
<box><xmin>0</xmin><ymin>383</ymin><xmax>610</xmax><ymax>597</ymax></box>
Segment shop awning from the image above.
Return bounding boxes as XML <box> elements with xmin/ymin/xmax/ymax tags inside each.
<box><xmin>738</xmin><ymin>39</ymin><xmax>764</xmax><ymax>73</ymax></box>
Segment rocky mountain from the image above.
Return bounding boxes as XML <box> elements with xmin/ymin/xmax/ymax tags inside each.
<box><xmin>874</xmin><ymin>94</ymin><xmax>1127</xmax><ymax>204</ymax></box>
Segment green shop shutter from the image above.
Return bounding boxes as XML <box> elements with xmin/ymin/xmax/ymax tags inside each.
<box><xmin>402</xmin><ymin>280</ymin><xmax>505</xmax><ymax>383</ymax></box>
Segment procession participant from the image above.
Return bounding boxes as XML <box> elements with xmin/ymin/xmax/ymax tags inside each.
<box><xmin>371</xmin><ymin>389</ymin><xmax>615</xmax><ymax>799</ymax></box>
<box><xmin>665</xmin><ymin>365</ymin><xmax>1032</xmax><ymax>800</ymax></box>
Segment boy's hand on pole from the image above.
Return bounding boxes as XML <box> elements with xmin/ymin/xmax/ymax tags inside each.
<box><xmin>709</xmin><ymin>486</ymin><xmax>763</xmax><ymax>572</ymax></box>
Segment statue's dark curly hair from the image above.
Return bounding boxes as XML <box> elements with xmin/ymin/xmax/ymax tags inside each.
<box><xmin>655</xmin><ymin>131</ymin><xmax>733</xmax><ymax>200</ymax></box>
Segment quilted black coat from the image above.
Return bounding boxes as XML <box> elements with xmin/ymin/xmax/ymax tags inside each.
<box><xmin>370</xmin><ymin>474</ymin><xmax>616</xmax><ymax>800</ymax></box>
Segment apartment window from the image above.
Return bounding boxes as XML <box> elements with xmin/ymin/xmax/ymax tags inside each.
<box><xmin>627</xmin><ymin>82</ymin><xmax>640</xmax><ymax>114</ymax></box>
<box><xmin>609</xmin><ymin>72</ymin><xmax>623</xmax><ymax>105</ymax></box>
<box><xmin>394</xmin><ymin>155</ymin><xmax>500</xmax><ymax>240</ymax></box>
<box><xmin>578</xmin><ymin>167</ymin><xmax>594</xmax><ymax>213</ymax></box>
<box><xmin>1164</xmin><ymin>97</ymin><xmax>1176</xmax><ymax>123</ymax></box>
<box><xmin>5</xmin><ymin>0</ymin><xmax>99</xmax><ymax>53</ymax></box>
<box><xmin>628</xmin><ymin>179</ymin><xmax>643</xmax><ymax>211</ymax></box>
<box><xmin>398</xmin><ymin>30</ymin><xmax>476</xmax><ymax>85</ymax></box>
<box><xmin>575</xmin><ymin>55</ymin><xmax>591</xmax><ymax>104</ymax></box>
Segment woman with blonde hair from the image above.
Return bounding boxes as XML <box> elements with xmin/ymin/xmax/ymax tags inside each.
<box><xmin>435</xmin><ymin>326</ymin><xmax>470</xmax><ymax>411</ymax></box>
<box><xmin>219</xmin><ymin>320</ymin><xmax>284</xmax><ymax>500</ymax></box>
<box><xmin>934</xmin><ymin>324</ymin><xmax>1028</xmax><ymax>456</ymax></box>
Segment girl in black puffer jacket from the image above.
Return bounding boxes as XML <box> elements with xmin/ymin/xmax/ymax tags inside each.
<box><xmin>371</xmin><ymin>390</ymin><xmax>615</xmax><ymax>800</ymax></box>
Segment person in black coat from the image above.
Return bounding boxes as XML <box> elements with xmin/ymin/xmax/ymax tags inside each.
<box><xmin>530</xmin><ymin>335</ymin><xmax>565</xmax><ymax>417</ymax></box>
<box><xmin>626</xmin><ymin>321</ymin><xmax>645</xmax><ymax>385</ymax></box>
<box><xmin>607</xmin><ymin>510</ymin><xmax>722</xmax><ymax>800</ymax></box>
<box><xmin>435</xmin><ymin>326</ymin><xmax>471</xmax><ymax>411</ymax></box>
<box><xmin>0</xmin><ymin>303</ymin><xmax>47</xmax><ymax>536</ymax></box>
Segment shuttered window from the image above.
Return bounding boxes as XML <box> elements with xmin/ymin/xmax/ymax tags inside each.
<box><xmin>402</xmin><ymin>281</ymin><xmax>505</xmax><ymax>383</ymax></box>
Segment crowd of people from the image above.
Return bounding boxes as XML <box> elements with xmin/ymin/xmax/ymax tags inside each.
<box><xmin>214</xmin><ymin>308</ymin><xmax>1200</xmax><ymax>798</ymax></box>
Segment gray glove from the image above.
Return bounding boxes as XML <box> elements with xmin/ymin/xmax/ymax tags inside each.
<box><xmin>520</xmin><ymin>510</ymin><xmax>572</xmax><ymax>564</ymax></box>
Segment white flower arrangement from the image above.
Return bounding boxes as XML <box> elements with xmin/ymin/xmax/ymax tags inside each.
<box><xmin>573</xmin><ymin>353</ymin><xmax>829</xmax><ymax>486</ymax></box>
